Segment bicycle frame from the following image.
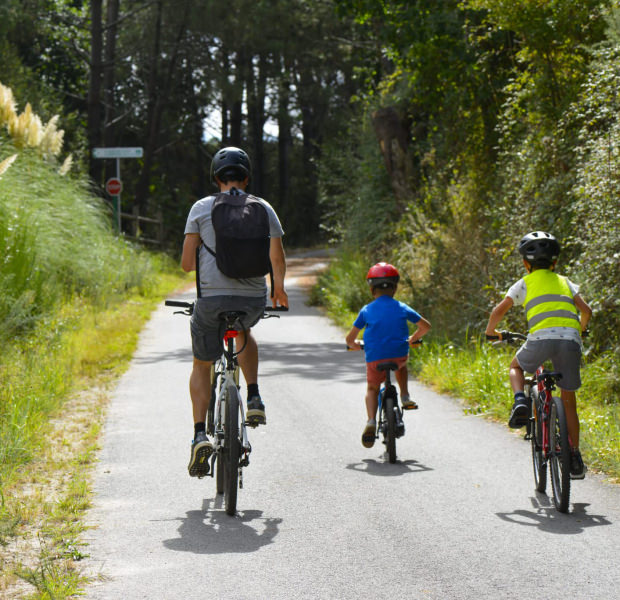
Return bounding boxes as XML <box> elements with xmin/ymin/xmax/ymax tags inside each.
<box><xmin>208</xmin><ymin>324</ymin><xmax>251</xmax><ymax>483</ymax></box>
<box><xmin>376</xmin><ymin>365</ymin><xmax>404</xmax><ymax>463</ymax></box>
<box><xmin>490</xmin><ymin>330</ymin><xmax>572</xmax><ymax>511</ymax></box>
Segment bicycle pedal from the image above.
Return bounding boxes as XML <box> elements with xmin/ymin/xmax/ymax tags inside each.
<box><xmin>402</xmin><ymin>405</ymin><xmax>418</xmax><ymax>411</ymax></box>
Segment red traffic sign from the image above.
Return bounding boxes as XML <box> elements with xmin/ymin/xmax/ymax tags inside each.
<box><xmin>106</xmin><ymin>177</ymin><xmax>122</xmax><ymax>196</ymax></box>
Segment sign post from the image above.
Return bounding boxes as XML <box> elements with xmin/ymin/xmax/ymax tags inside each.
<box><xmin>93</xmin><ymin>147</ymin><xmax>143</xmax><ymax>233</ymax></box>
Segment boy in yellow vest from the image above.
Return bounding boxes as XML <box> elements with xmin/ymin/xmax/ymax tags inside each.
<box><xmin>485</xmin><ymin>231</ymin><xmax>592</xmax><ymax>479</ymax></box>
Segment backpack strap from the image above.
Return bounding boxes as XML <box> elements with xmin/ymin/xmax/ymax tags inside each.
<box><xmin>195</xmin><ymin>243</ymin><xmax>202</xmax><ymax>298</ymax></box>
<box><xmin>203</xmin><ymin>191</ymin><xmax>229</xmax><ymax>261</ymax></box>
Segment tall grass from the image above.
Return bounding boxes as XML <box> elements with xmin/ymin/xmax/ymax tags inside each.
<box><xmin>0</xmin><ymin>143</ymin><xmax>156</xmax><ymax>342</ymax></box>
<box><xmin>0</xmin><ymin>134</ymin><xmax>168</xmax><ymax>491</ymax></box>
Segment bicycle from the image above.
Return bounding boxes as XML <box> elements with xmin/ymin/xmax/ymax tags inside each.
<box><xmin>166</xmin><ymin>299</ymin><xmax>287</xmax><ymax>515</ymax></box>
<box><xmin>489</xmin><ymin>331</ymin><xmax>572</xmax><ymax>513</ymax></box>
<box><xmin>348</xmin><ymin>340</ymin><xmax>421</xmax><ymax>464</ymax></box>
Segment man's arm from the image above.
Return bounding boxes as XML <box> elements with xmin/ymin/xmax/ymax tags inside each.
<box><xmin>181</xmin><ymin>233</ymin><xmax>201</xmax><ymax>272</ymax></box>
<box><xmin>485</xmin><ymin>296</ymin><xmax>514</xmax><ymax>339</ymax></box>
<box><xmin>269</xmin><ymin>236</ymin><xmax>288</xmax><ymax>307</ymax></box>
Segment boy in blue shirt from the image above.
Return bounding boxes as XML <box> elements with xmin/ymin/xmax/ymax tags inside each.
<box><xmin>346</xmin><ymin>262</ymin><xmax>431</xmax><ymax>447</ymax></box>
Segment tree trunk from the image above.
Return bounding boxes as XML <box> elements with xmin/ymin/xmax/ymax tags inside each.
<box><xmin>246</xmin><ymin>53</ymin><xmax>267</xmax><ymax>196</ymax></box>
<box><xmin>220</xmin><ymin>49</ymin><xmax>230</xmax><ymax>144</ymax></box>
<box><xmin>229</xmin><ymin>48</ymin><xmax>245</xmax><ymax>147</ymax></box>
<box><xmin>87</xmin><ymin>0</ymin><xmax>104</xmax><ymax>184</ymax></box>
<box><xmin>102</xmin><ymin>0</ymin><xmax>120</xmax><ymax>183</ymax></box>
<box><xmin>135</xmin><ymin>0</ymin><xmax>190</xmax><ymax>217</ymax></box>
<box><xmin>277</xmin><ymin>57</ymin><xmax>292</xmax><ymax>220</ymax></box>
<box><xmin>298</xmin><ymin>67</ymin><xmax>323</xmax><ymax>241</ymax></box>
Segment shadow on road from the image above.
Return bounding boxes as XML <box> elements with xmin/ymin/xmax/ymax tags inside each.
<box><xmin>133</xmin><ymin>347</ymin><xmax>193</xmax><ymax>365</ymax></box>
<box><xmin>162</xmin><ymin>497</ymin><xmax>282</xmax><ymax>554</ymax></box>
<box><xmin>496</xmin><ymin>494</ymin><xmax>612</xmax><ymax>534</ymax></box>
<box><xmin>258</xmin><ymin>341</ymin><xmax>366</xmax><ymax>382</ymax></box>
<box><xmin>346</xmin><ymin>458</ymin><xmax>433</xmax><ymax>477</ymax></box>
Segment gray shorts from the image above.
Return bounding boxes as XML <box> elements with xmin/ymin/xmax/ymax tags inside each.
<box><xmin>515</xmin><ymin>338</ymin><xmax>582</xmax><ymax>391</ymax></box>
<box><xmin>190</xmin><ymin>295</ymin><xmax>266</xmax><ymax>362</ymax></box>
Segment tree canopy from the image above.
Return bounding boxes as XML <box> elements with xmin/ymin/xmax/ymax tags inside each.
<box><xmin>1</xmin><ymin>0</ymin><xmax>618</xmax><ymax>351</ymax></box>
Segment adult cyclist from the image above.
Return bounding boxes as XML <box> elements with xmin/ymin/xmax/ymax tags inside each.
<box><xmin>181</xmin><ymin>147</ymin><xmax>288</xmax><ymax>477</ymax></box>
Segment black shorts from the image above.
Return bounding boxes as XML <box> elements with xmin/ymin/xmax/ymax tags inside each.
<box><xmin>190</xmin><ymin>295</ymin><xmax>266</xmax><ymax>362</ymax></box>
<box><xmin>515</xmin><ymin>338</ymin><xmax>582</xmax><ymax>391</ymax></box>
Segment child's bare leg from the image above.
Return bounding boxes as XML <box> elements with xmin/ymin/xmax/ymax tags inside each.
<box><xmin>561</xmin><ymin>388</ymin><xmax>580</xmax><ymax>448</ymax></box>
<box><xmin>396</xmin><ymin>365</ymin><xmax>418</xmax><ymax>408</ymax></box>
<box><xmin>395</xmin><ymin>365</ymin><xmax>409</xmax><ymax>397</ymax></box>
<box><xmin>509</xmin><ymin>356</ymin><xmax>525</xmax><ymax>393</ymax></box>
<box><xmin>365</xmin><ymin>385</ymin><xmax>379</xmax><ymax>422</ymax></box>
<box><xmin>508</xmin><ymin>356</ymin><xmax>528</xmax><ymax>428</ymax></box>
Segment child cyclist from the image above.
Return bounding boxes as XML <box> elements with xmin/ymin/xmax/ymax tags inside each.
<box><xmin>345</xmin><ymin>262</ymin><xmax>431</xmax><ymax>448</ymax></box>
<box><xmin>485</xmin><ymin>231</ymin><xmax>592</xmax><ymax>479</ymax></box>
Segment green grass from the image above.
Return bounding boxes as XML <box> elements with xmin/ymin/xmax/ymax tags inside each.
<box><xmin>413</xmin><ymin>339</ymin><xmax>620</xmax><ymax>479</ymax></box>
<box><xmin>0</xmin><ymin>269</ymin><xmax>189</xmax><ymax>598</ymax></box>
<box><xmin>0</xmin><ymin>131</ymin><xmax>193</xmax><ymax>597</ymax></box>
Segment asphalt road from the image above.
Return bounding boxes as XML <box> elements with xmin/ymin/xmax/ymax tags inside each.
<box><xmin>84</xmin><ymin>271</ymin><xmax>620</xmax><ymax>600</ymax></box>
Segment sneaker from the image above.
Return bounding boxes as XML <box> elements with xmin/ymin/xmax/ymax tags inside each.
<box><xmin>246</xmin><ymin>395</ymin><xmax>266</xmax><ymax>426</ymax></box>
<box><xmin>508</xmin><ymin>397</ymin><xmax>529</xmax><ymax>429</ymax></box>
<box><xmin>362</xmin><ymin>422</ymin><xmax>376</xmax><ymax>448</ymax></box>
<box><xmin>401</xmin><ymin>395</ymin><xmax>418</xmax><ymax>410</ymax></box>
<box><xmin>570</xmin><ymin>449</ymin><xmax>587</xmax><ymax>480</ymax></box>
<box><xmin>188</xmin><ymin>431</ymin><xmax>212</xmax><ymax>477</ymax></box>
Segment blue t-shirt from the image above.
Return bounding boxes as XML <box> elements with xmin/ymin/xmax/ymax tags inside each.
<box><xmin>353</xmin><ymin>295</ymin><xmax>421</xmax><ymax>362</ymax></box>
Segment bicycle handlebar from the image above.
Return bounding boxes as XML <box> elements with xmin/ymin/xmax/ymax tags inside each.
<box><xmin>486</xmin><ymin>330</ymin><xmax>527</xmax><ymax>345</ymax></box>
<box><xmin>346</xmin><ymin>339</ymin><xmax>423</xmax><ymax>351</ymax></box>
<box><xmin>165</xmin><ymin>299</ymin><xmax>289</xmax><ymax>317</ymax></box>
<box><xmin>165</xmin><ymin>300</ymin><xmax>193</xmax><ymax>308</ymax></box>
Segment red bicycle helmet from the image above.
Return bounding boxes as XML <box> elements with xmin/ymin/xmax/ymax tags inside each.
<box><xmin>366</xmin><ymin>262</ymin><xmax>400</xmax><ymax>289</ymax></box>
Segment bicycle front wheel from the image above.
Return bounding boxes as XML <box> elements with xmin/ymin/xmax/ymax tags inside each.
<box><xmin>223</xmin><ymin>384</ymin><xmax>241</xmax><ymax>516</ymax></box>
<box><xmin>549</xmin><ymin>396</ymin><xmax>571</xmax><ymax>512</ymax></box>
<box><xmin>530</xmin><ymin>392</ymin><xmax>547</xmax><ymax>493</ymax></box>
<box><xmin>385</xmin><ymin>395</ymin><xmax>397</xmax><ymax>464</ymax></box>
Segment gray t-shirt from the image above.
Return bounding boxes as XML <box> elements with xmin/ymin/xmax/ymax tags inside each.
<box><xmin>184</xmin><ymin>191</ymin><xmax>284</xmax><ymax>297</ymax></box>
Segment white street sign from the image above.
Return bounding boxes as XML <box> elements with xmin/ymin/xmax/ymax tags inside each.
<box><xmin>93</xmin><ymin>147</ymin><xmax>143</xmax><ymax>159</ymax></box>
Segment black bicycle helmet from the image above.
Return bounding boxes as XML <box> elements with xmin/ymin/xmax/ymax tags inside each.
<box><xmin>517</xmin><ymin>231</ymin><xmax>560</xmax><ymax>267</ymax></box>
<box><xmin>210</xmin><ymin>146</ymin><xmax>251</xmax><ymax>183</ymax></box>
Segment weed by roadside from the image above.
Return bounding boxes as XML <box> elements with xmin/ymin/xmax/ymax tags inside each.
<box><xmin>0</xmin><ymin>270</ymin><xmax>189</xmax><ymax>598</ymax></box>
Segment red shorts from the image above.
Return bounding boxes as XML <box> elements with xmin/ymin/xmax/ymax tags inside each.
<box><xmin>366</xmin><ymin>356</ymin><xmax>408</xmax><ymax>387</ymax></box>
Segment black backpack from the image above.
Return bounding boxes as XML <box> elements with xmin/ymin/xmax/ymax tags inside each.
<box><xmin>204</xmin><ymin>189</ymin><xmax>272</xmax><ymax>280</ymax></box>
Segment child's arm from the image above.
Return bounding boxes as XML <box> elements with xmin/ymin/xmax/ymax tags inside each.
<box><xmin>574</xmin><ymin>294</ymin><xmax>593</xmax><ymax>333</ymax></box>
<box><xmin>409</xmin><ymin>317</ymin><xmax>431</xmax><ymax>345</ymax></box>
<box><xmin>345</xmin><ymin>326</ymin><xmax>363</xmax><ymax>351</ymax></box>
<box><xmin>485</xmin><ymin>297</ymin><xmax>514</xmax><ymax>339</ymax></box>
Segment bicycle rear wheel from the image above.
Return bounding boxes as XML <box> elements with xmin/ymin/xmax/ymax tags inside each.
<box><xmin>549</xmin><ymin>396</ymin><xmax>571</xmax><ymax>512</ymax></box>
<box><xmin>385</xmin><ymin>395</ymin><xmax>397</xmax><ymax>464</ymax></box>
<box><xmin>530</xmin><ymin>392</ymin><xmax>547</xmax><ymax>493</ymax></box>
<box><xmin>223</xmin><ymin>384</ymin><xmax>241</xmax><ymax>516</ymax></box>
<box><xmin>216</xmin><ymin>452</ymin><xmax>224</xmax><ymax>494</ymax></box>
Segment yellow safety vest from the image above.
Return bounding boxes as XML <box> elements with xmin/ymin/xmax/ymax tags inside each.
<box><xmin>523</xmin><ymin>270</ymin><xmax>580</xmax><ymax>333</ymax></box>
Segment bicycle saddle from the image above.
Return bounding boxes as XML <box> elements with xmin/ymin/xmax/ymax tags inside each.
<box><xmin>377</xmin><ymin>362</ymin><xmax>398</xmax><ymax>372</ymax></box>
